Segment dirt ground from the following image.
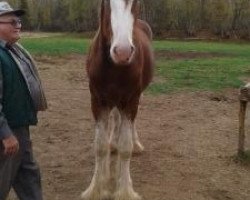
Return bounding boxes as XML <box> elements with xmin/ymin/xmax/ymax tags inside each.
<box><xmin>8</xmin><ymin>54</ymin><xmax>250</xmax><ymax>200</ymax></box>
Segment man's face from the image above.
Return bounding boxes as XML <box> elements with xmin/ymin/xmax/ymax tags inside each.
<box><xmin>0</xmin><ymin>14</ymin><xmax>21</xmax><ymax>44</ymax></box>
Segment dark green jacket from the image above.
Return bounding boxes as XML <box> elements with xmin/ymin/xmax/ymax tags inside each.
<box><xmin>0</xmin><ymin>43</ymin><xmax>47</xmax><ymax>139</ymax></box>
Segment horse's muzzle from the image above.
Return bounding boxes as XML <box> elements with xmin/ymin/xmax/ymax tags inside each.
<box><xmin>111</xmin><ymin>45</ymin><xmax>135</xmax><ymax>65</ymax></box>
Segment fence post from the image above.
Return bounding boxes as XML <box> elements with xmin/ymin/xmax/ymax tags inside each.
<box><xmin>238</xmin><ymin>83</ymin><xmax>250</xmax><ymax>156</ymax></box>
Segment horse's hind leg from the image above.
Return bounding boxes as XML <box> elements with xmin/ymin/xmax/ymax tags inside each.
<box><xmin>109</xmin><ymin>107</ymin><xmax>121</xmax><ymax>153</ymax></box>
<box><xmin>132</xmin><ymin>121</ymin><xmax>144</xmax><ymax>153</ymax></box>
<box><xmin>81</xmin><ymin>109</ymin><xmax>112</xmax><ymax>200</ymax></box>
<box><xmin>109</xmin><ymin>108</ymin><xmax>143</xmax><ymax>154</ymax></box>
<box><xmin>132</xmin><ymin>94</ymin><xmax>144</xmax><ymax>154</ymax></box>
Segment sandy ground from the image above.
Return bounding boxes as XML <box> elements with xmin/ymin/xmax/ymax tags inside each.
<box><xmin>8</xmin><ymin>54</ymin><xmax>250</xmax><ymax>200</ymax></box>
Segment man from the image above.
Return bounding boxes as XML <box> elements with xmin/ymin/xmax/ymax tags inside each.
<box><xmin>0</xmin><ymin>2</ymin><xmax>47</xmax><ymax>200</ymax></box>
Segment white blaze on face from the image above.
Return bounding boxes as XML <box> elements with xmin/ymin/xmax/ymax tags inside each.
<box><xmin>110</xmin><ymin>0</ymin><xmax>135</xmax><ymax>63</ymax></box>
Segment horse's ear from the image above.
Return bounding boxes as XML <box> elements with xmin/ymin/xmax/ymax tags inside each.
<box><xmin>99</xmin><ymin>0</ymin><xmax>111</xmax><ymax>40</ymax></box>
<box><xmin>100</xmin><ymin>0</ymin><xmax>110</xmax><ymax>29</ymax></box>
<box><xmin>100</xmin><ymin>0</ymin><xmax>106</xmax><ymax>21</ymax></box>
<box><xmin>132</xmin><ymin>0</ymin><xmax>141</xmax><ymax>17</ymax></box>
<box><xmin>137</xmin><ymin>0</ymin><xmax>141</xmax><ymax>7</ymax></box>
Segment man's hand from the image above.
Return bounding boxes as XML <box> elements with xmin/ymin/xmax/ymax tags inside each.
<box><xmin>2</xmin><ymin>135</ymin><xmax>19</xmax><ymax>156</ymax></box>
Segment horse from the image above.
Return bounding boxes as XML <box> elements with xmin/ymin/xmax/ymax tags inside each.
<box><xmin>81</xmin><ymin>0</ymin><xmax>154</xmax><ymax>199</ymax></box>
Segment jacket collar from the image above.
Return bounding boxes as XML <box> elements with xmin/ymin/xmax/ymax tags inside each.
<box><xmin>0</xmin><ymin>39</ymin><xmax>7</xmax><ymax>49</ymax></box>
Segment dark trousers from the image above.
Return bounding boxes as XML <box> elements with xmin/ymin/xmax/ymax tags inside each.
<box><xmin>0</xmin><ymin>127</ymin><xmax>43</xmax><ymax>200</ymax></box>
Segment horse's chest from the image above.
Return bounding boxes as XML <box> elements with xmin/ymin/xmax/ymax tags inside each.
<box><xmin>98</xmin><ymin>66</ymin><xmax>139</xmax><ymax>87</ymax></box>
<box><xmin>102</xmin><ymin>74</ymin><xmax>137</xmax><ymax>94</ymax></box>
<box><xmin>92</xmin><ymin>67</ymin><xmax>141</xmax><ymax>99</ymax></box>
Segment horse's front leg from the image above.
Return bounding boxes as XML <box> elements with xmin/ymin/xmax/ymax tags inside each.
<box><xmin>114</xmin><ymin>111</ymin><xmax>141</xmax><ymax>200</ymax></box>
<box><xmin>81</xmin><ymin>108</ymin><xmax>112</xmax><ymax>200</ymax></box>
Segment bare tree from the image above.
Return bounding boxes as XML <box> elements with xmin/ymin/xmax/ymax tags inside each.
<box><xmin>5</xmin><ymin>0</ymin><xmax>250</xmax><ymax>39</ymax></box>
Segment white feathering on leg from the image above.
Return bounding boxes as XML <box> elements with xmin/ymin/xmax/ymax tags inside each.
<box><xmin>114</xmin><ymin>115</ymin><xmax>141</xmax><ymax>200</ymax></box>
<box><xmin>81</xmin><ymin>112</ymin><xmax>112</xmax><ymax>200</ymax></box>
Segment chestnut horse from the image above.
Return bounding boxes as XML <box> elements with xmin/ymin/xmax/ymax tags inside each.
<box><xmin>81</xmin><ymin>0</ymin><xmax>154</xmax><ymax>199</ymax></box>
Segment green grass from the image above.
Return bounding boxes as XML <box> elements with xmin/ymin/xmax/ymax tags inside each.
<box><xmin>153</xmin><ymin>40</ymin><xmax>250</xmax><ymax>57</ymax></box>
<box><xmin>19</xmin><ymin>34</ymin><xmax>250</xmax><ymax>94</ymax></box>
<box><xmin>150</xmin><ymin>57</ymin><xmax>249</xmax><ymax>94</ymax></box>
<box><xmin>20</xmin><ymin>34</ymin><xmax>90</xmax><ymax>56</ymax></box>
<box><xmin>149</xmin><ymin>40</ymin><xmax>250</xmax><ymax>94</ymax></box>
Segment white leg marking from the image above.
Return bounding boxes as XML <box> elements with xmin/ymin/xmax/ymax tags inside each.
<box><xmin>114</xmin><ymin>114</ymin><xmax>141</xmax><ymax>200</ymax></box>
<box><xmin>81</xmin><ymin>111</ymin><xmax>112</xmax><ymax>200</ymax></box>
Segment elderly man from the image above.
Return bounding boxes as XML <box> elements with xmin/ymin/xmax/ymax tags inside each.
<box><xmin>0</xmin><ymin>2</ymin><xmax>47</xmax><ymax>200</ymax></box>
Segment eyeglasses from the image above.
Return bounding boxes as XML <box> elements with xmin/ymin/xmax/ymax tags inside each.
<box><xmin>0</xmin><ymin>19</ymin><xmax>21</xmax><ymax>27</ymax></box>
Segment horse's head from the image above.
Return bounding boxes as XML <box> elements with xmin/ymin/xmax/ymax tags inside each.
<box><xmin>100</xmin><ymin>0</ymin><xmax>140</xmax><ymax>65</ymax></box>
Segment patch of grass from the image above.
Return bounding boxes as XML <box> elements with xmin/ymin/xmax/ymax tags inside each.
<box><xmin>20</xmin><ymin>34</ymin><xmax>90</xmax><ymax>56</ymax></box>
<box><xmin>148</xmin><ymin>57</ymin><xmax>249</xmax><ymax>94</ymax></box>
<box><xmin>153</xmin><ymin>40</ymin><xmax>250</xmax><ymax>58</ymax></box>
<box><xmin>148</xmin><ymin>40</ymin><xmax>250</xmax><ymax>94</ymax></box>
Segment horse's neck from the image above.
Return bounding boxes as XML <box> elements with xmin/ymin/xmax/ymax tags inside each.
<box><xmin>88</xmin><ymin>32</ymin><xmax>111</xmax><ymax>70</ymax></box>
<box><xmin>136</xmin><ymin>19</ymin><xmax>153</xmax><ymax>41</ymax></box>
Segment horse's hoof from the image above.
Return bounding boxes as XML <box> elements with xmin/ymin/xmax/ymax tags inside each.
<box><xmin>81</xmin><ymin>187</ymin><xmax>112</xmax><ymax>200</ymax></box>
<box><xmin>133</xmin><ymin>141</ymin><xmax>144</xmax><ymax>154</ymax></box>
<box><xmin>110</xmin><ymin>143</ymin><xmax>118</xmax><ymax>154</ymax></box>
<box><xmin>114</xmin><ymin>189</ymin><xmax>141</xmax><ymax>200</ymax></box>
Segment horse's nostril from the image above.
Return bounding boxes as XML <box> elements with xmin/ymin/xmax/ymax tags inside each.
<box><xmin>113</xmin><ymin>46</ymin><xmax>118</xmax><ymax>55</ymax></box>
